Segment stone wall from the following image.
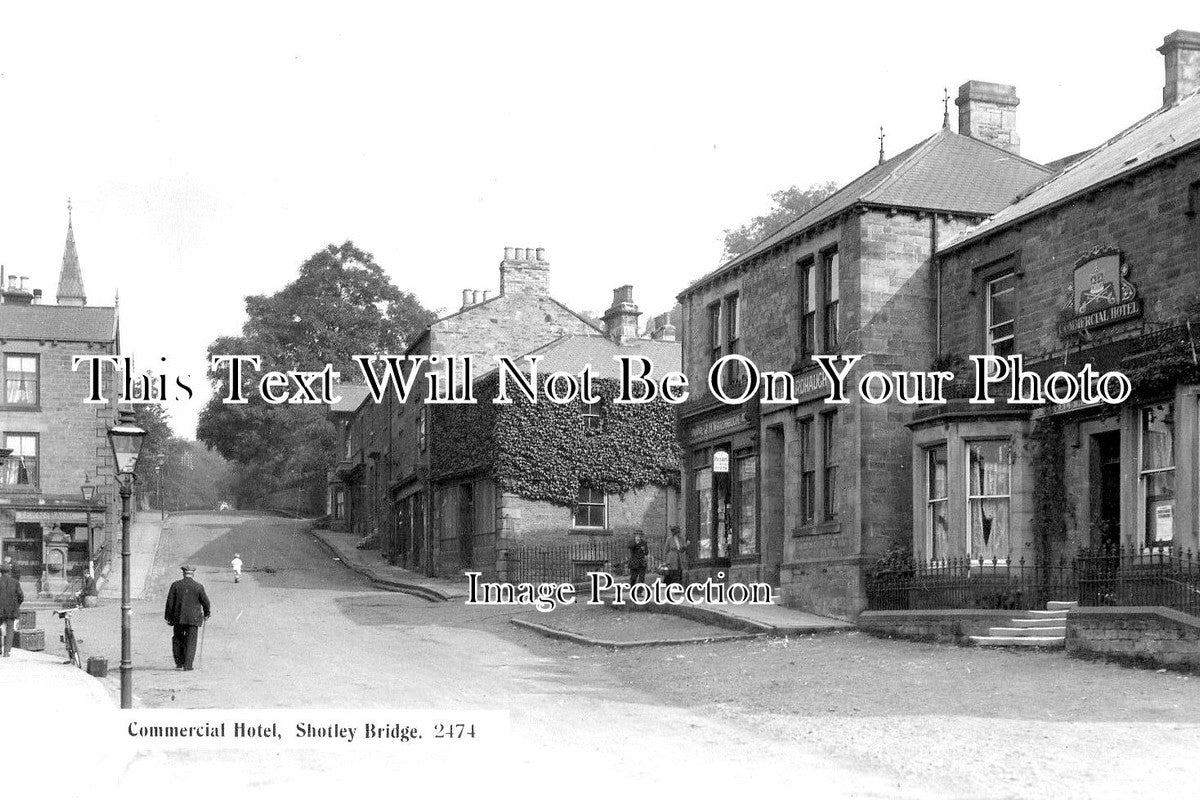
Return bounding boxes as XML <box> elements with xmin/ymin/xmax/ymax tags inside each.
<box><xmin>857</xmin><ymin>609</ymin><xmax>1017</xmax><ymax>643</ymax></box>
<box><xmin>1067</xmin><ymin>606</ymin><xmax>1200</xmax><ymax>670</ymax></box>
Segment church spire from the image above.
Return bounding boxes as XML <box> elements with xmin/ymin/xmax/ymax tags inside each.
<box><xmin>56</xmin><ymin>198</ymin><xmax>87</xmax><ymax>306</ymax></box>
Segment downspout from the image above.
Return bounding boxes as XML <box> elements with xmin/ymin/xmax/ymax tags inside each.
<box><xmin>932</xmin><ymin>215</ymin><xmax>941</xmax><ymax>356</ymax></box>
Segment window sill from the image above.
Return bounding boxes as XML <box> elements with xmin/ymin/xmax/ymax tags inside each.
<box><xmin>794</xmin><ymin>521</ymin><xmax>841</xmax><ymax>537</ymax></box>
<box><xmin>570</xmin><ymin>528</ymin><xmax>613</xmax><ymax>535</ymax></box>
<box><xmin>0</xmin><ymin>405</ymin><xmax>41</xmax><ymax>413</ymax></box>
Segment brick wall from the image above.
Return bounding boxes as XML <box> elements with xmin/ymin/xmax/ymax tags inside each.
<box><xmin>858</xmin><ymin>608</ymin><xmax>1017</xmax><ymax>643</ymax></box>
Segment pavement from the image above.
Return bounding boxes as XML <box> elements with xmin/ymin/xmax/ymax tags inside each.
<box><xmin>99</xmin><ymin>511</ymin><xmax>166</xmax><ymax>601</ymax></box>
<box><xmin>661</xmin><ymin>598</ymin><xmax>856</xmax><ymax>635</ymax></box>
<box><xmin>309</xmin><ymin>526</ymin><xmax>468</xmax><ymax>600</ymax></box>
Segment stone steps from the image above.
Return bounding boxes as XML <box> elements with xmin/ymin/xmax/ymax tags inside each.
<box><xmin>970</xmin><ymin>600</ymin><xmax>1077</xmax><ymax>648</ymax></box>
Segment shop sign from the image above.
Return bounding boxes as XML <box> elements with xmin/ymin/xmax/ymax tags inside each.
<box><xmin>13</xmin><ymin>510</ymin><xmax>91</xmax><ymax>525</ymax></box>
<box><xmin>688</xmin><ymin>413</ymin><xmax>744</xmax><ymax>441</ymax></box>
<box><xmin>712</xmin><ymin>451</ymin><xmax>730</xmax><ymax>473</ymax></box>
<box><xmin>1057</xmin><ymin>247</ymin><xmax>1141</xmax><ymax>337</ymax></box>
<box><xmin>794</xmin><ymin>368</ymin><xmax>832</xmax><ymax>403</ymax></box>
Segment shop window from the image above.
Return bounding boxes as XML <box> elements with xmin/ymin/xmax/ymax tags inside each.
<box><xmin>822</xmin><ymin>412</ymin><xmax>838</xmax><ymax>520</ymax></box>
<box><xmin>986</xmin><ymin>273</ymin><xmax>1015</xmax><ymax>356</ymax></box>
<box><xmin>695</xmin><ymin>467</ymin><xmax>713</xmax><ymax>560</ymax></box>
<box><xmin>581</xmin><ymin>400</ymin><xmax>603</xmax><ymax>433</ymax></box>
<box><xmin>799</xmin><ymin>258</ymin><xmax>816</xmax><ymax>360</ymax></box>
<box><xmin>798</xmin><ymin>418</ymin><xmax>815</xmax><ymax>525</ymax></box>
<box><xmin>926</xmin><ymin>445</ymin><xmax>948</xmax><ymax>560</ymax></box>
<box><xmin>822</xmin><ymin>249</ymin><xmax>839</xmax><ymax>351</ymax></box>
<box><xmin>573</xmin><ymin>485</ymin><xmax>607</xmax><ymax>529</ymax></box>
<box><xmin>736</xmin><ymin>453</ymin><xmax>757</xmax><ymax>555</ymax></box>
<box><xmin>3</xmin><ymin>433</ymin><xmax>38</xmax><ymax>488</ymax></box>
<box><xmin>1139</xmin><ymin>403</ymin><xmax>1175</xmax><ymax>547</ymax></box>
<box><xmin>967</xmin><ymin>440</ymin><xmax>1011</xmax><ymax>558</ymax></box>
<box><xmin>4</xmin><ymin>355</ymin><xmax>38</xmax><ymax>405</ymax></box>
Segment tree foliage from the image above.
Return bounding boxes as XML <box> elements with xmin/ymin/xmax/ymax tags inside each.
<box><xmin>197</xmin><ymin>242</ymin><xmax>436</xmax><ymax>506</ymax></box>
<box><xmin>722</xmin><ymin>181</ymin><xmax>839</xmax><ymax>260</ymax></box>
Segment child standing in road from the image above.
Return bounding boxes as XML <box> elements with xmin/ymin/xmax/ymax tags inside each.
<box><xmin>231</xmin><ymin>553</ymin><xmax>243</xmax><ymax>583</ymax></box>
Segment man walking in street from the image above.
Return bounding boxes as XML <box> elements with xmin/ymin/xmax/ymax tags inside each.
<box><xmin>0</xmin><ymin>562</ymin><xmax>23</xmax><ymax>657</ymax></box>
<box><xmin>164</xmin><ymin>565</ymin><xmax>210</xmax><ymax>670</ymax></box>
<box><xmin>231</xmin><ymin>553</ymin><xmax>243</xmax><ymax>583</ymax></box>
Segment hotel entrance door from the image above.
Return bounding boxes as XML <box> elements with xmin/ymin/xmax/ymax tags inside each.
<box><xmin>1092</xmin><ymin>431</ymin><xmax>1121</xmax><ymax>548</ymax></box>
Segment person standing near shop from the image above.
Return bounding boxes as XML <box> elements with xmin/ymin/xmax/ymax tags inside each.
<box><xmin>0</xmin><ymin>562</ymin><xmax>24</xmax><ymax>657</ymax></box>
<box><xmin>164</xmin><ymin>565</ymin><xmax>210</xmax><ymax>670</ymax></box>
<box><xmin>627</xmin><ymin>530</ymin><xmax>649</xmax><ymax>585</ymax></box>
<box><xmin>664</xmin><ymin>526</ymin><xmax>685</xmax><ymax>586</ymax></box>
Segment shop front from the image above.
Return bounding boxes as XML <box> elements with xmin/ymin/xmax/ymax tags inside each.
<box><xmin>683</xmin><ymin>404</ymin><xmax>760</xmax><ymax>585</ymax></box>
<box><xmin>0</xmin><ymin>505</ymin><xmax>104</xmax><ymax>594</ymax></box>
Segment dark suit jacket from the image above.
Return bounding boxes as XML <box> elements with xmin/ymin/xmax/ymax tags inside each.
<box><xmin>164</xmin><ymin>577</ymin><xmax>211</xmax><ymax>626</ymax></box>
<box><xmin>0</xmin><ymin>574</ymin><xmax>22</xmax><ymax>619</ymax></box>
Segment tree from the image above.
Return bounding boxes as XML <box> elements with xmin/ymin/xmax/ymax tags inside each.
<box><xmin>722</xmin><ymin>181</ymin><xmax>839</xmax><ymax>260</ymax></box>
<box><xmin>197</xmin><ymin>242</ymin><xmax>436</xmax><ymax>508</ymax></box>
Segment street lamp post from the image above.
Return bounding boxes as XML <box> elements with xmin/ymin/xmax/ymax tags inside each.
<box><xmin>108</xmin><ymin>420</ymin><xmax>147</xmax><ymax>710</ymax></box>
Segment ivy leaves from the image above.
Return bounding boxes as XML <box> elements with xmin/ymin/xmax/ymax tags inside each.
<box><xmin>432</xmin><ymin>377</ymin><xmax>680</xmax><ymax>506</ymax></box>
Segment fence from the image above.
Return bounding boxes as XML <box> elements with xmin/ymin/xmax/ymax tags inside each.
<box><xmin>867</xmin><ymin>546</ymin><xmax>1200</xmax><ymax>618</ymax></box>
<box><xmin>501</xmin><ymin>535</ymin><xmax>667</xmax><ymax>584</ymax></box>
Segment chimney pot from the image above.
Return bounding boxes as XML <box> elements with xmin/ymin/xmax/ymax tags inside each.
<box><xmin>535</xmin><ymin>247</ymin><xmax>546</xmax><ymax>261</ymax></box>
<box><xmin>956</xmin><ymin>81</ymin><xmax>1020</xmax><ymax>155</ymax></box>
<box><xmin>472</xmin><ymin>290</ymin><xmax>482</xmax><ymax>305</ymax></box>
<box><xmin>462</xmin><ymin>289</ymin><xmax>473</xmax><ymax>308</ymax></box>
<box><xmin>515</xmin><ymin>248</ymin><xmax>526</xmax><ymax>261</ymax></box>
<box><xmin>504</xmin><ymin>246</ymin><xmax>514</xmax><ymax>260</ymax></box>
<box><xmin>482</xmin><ymin>290</ymin><xmax>491</xmax><ymax>301</ymax></box>
<box><xmin>1159</xmin><ymin>30</ymin><xmax>1200</xmax><ymax>106</ymax></box>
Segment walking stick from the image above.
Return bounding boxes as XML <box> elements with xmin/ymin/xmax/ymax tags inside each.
<box><xmin>197</xmin><ymin>620</ymin><xmax>206</xmax><ymax>667</ymax></box>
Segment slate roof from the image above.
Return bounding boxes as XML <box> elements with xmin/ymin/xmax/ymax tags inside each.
<box><xmin>0</xmin><ymin>303</ymin><xmax>116</xmax><ymax>342</ymax></box>
<box><xmin>942</xmin><ymin>89</ymin><xmax>1200</xmax><ymax>253</ymax></box>
<box><xmin>328</xmin><ymin>383</ymin><xmax>372</xmax><ymax>413</ymax></box>
<box><xmin>478</xmin><ymin>333</ymin><xmax>681</xmax><ymax>381</ymax></box>
<box><xmin>683</xmin><ymin>129</ymin><xmax>1051</xmax><ymax>295</ymax></box>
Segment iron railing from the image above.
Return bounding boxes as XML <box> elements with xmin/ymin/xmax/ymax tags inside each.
<box><xmin>501</xmin><ymin>535</ymin><xmax>667</xmax><ymax>584</ymax></box>
<box><xmin>867</xmin><ymin>546</ymin><xmax>1200</xmax><ymax>618</ymax></box>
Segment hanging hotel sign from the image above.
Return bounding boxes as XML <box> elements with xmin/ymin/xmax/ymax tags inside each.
<box><xmin>1057</xmin><ymin>247</ymin><xmax>1141</xmax><ymax>337</ymax></box>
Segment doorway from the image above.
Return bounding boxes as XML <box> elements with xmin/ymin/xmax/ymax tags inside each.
<box><xmin>1091</xmin><ymin>430</ymin><xmax>1121</xmax><ymax>548</ymax></box>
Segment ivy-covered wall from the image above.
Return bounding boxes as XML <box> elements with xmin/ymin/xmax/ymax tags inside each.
<box><xmin>431</xmin><ymin>375</ymin><xmax>681</xmax><ymax>506</ymax></box>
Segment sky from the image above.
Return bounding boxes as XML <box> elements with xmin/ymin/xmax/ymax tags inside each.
<box><xmin>0</xmin><ymin>2</ymin><xmax>1195</xmax><ymax>437</ymax></box>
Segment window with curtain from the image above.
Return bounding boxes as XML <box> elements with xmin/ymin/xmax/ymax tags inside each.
<box><xmin>967</xmin><ymin>440</ymin><xmax>1011</xmax><ymax>557</ymax></box>
<box><xmin>926</xmin><ymin>445</ymin><xmax>948</xmax><ymax>560</ymax></box>
<box><xmin>3</xmin><ymin>434</ymin><xmax>37</xmax><ymax>487</ymax></box>
<box><xmin>5</xmin><ymin>355</ymin><xmax>37</xmax><ymax>405</ymax></box>
<box><xmin>1140</xmin><ymin>403</ymin><xmax>1175</xmax><ymax>547</ymax></box>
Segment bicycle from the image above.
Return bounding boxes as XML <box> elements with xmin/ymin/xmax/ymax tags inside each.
<box><xmin>54</xmin><ymin>608</ymin><xmax>82</xmax><ymax>669</ymax></box>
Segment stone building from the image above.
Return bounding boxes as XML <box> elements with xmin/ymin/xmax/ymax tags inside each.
<box><xmin>677</xmin><ymin>85</ymin><xmax>1051</xmax><ymax>619</ymax></box>
<box><xmin>329</xmin><ymin>247</ymin><xmax>679</xmax><ymax>578</ymax></box>
<box><xmin>0</xmin><ymin>215</ymin><xmax>119</xmax><ymax>597</ymax></box>
<box><xmin>911</xmin><ymin>31</ymin><xmax>1200</xmax><ymax>563</ymax></box>
<box><xmin>430</xmin><ymin>309</ymin><xmax>681</xmax><ymax>579</ymax></box>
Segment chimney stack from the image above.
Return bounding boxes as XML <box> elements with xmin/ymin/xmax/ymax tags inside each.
<box><xmin>499</xmin><ymin>246</ymin><xmax>550</xmax><ymax>297</ymax></box>
<box><xmin>956</xmin><ymin>81</ymin><xmax>1020</xmax><ymax>154</ymax></box>
<box><xmin>1159</xmin><ymin>30</ymin><xmax>1200</xmax><ymax>106</ymax></box>
<box><xmin>602</xmin><ymin>285</ymin><xmax>641</xmax><ymax>344</ymax></box>
<box><xmin>647</xmin><ymin>312</ymin><xmax>677</xmax><ymax>342</ymax></box>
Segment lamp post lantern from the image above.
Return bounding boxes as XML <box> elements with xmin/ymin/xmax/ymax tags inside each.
<box><xmin>108</xmin><ymin>420</ymin><xmax>146</xmax><ymax>710</ymax></box>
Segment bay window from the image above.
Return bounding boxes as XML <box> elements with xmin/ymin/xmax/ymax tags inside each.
<box><xmin>967</xmin><ymin>440</ymin><xmax>1011</xmax><ymax>558</ymax></box>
